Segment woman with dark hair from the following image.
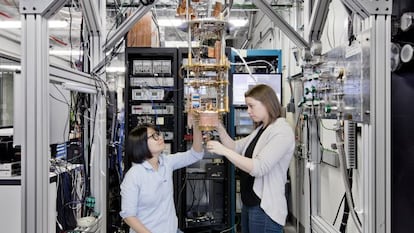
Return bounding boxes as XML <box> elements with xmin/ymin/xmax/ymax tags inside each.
<box><xmin>207</xmin><ymin>84</ymin><xmax>295</xmax><ymax>233</ymax></box>
<box><xmin>120</xmin><ymin>120</ymin><xmax>203</xmax><ymax>233</ymax></box>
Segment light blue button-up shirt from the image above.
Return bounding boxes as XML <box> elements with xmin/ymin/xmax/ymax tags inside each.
<box><xmin>120</xmin><ymin>148</ymin><xmax>203</xmax><ymax>233</ymax></box>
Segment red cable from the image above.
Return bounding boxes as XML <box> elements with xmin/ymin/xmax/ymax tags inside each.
<box><xmin>50</xmin><ymin>35</ymin><xmax>68</xmax><ymax>46</ymax></box>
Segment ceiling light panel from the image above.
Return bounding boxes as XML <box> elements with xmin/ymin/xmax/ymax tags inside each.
<box><xmin>0</xmin><ymin>20</ymin><xmax>69</xmax><ymax>29</ymax></box>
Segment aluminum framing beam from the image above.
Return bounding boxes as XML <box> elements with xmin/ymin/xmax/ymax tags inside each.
<box><xmin>340</xmin><ymin>0</ymin><xmax>392</xmax><ymax>19</ymax></box>
<box><xmin>20</xmin><ymin>0</ymin><xmax>67</xmax><ymax>18</ymax></box>
<box><xmin>252</xmin><ymin>0</ymin><xmax>309</xmax><ymax>49</ymax></box>
<box><xmin>90</xmin><ymin>33</ymin><xmax>108</xmax><ymax>231</ymax></box>
<box><xmin>310</xmin><ymin>116</ymin><xmax>321</xmax><ymax>229</ymax></box>
<box><xmin>0</xmin><ymin>53</ymin><xmax>95</xmax><ymax>88</ymax></box>
<box><xmin>307</xmin><ymin>0</ymin><xmax>331</xmax><ymax>42</ymax></box>
<box><xmin>363</xmin><ymin>124</ymin><xmax>374</xmax><ymax>233</ymax></box>
<box><xmin>14</xmin><ymin>64</ymin><xmax>97</xmax><ymax>146</ymax></box>
<box><xmin>50</xmin><ymin>64</ymin><xmax>96</xmax><ymax>87</ymax></box>
<box><xmin>20</xmin><ymin>13</ymin><xmax>52</xmax><ymax>233</ymax></box>
<box><xmin>369</xmin><ymin>14</ymin><xmax>391</xmax><ymax>233</ymax></box>
<box><xmin>87</xmin><ymin>2</ymin><xmax>107</xmax><ymax>230</ymax></box>
<box><xmin>80</xmin><ymin>0</ymin><xmax>102</xmax><ymax>36</ymax></box>
<box><xmin>102</xmin><ymin>2</ymin><xmax>155</xmax><ymax>52</ymax></box>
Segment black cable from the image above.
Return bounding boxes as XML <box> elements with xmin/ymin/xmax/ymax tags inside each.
<box><xmin>77</xmin><ymin>4</ymin><xmax>84</xmax><ymax>72</ymax></box>
<box><xmin>339</xmin><ymin>169</ymin><xmax>352</xmax><ymax>233</ymax></box>
<box><xmin>348</xmin><ymin>169</ymin><xmax>362</xmax><ymax>226</ymax></box>
<box><xmin>186</xmin><ymin>179</ymin><xmax>196</xmax><ymax>213</ymax></box>
<box><xmin>176</xmin><ymin>172</ymin><xmax>187</xmax><ymax>217</ymax></box>
<box><xmin>333</xmin><ymin>194</ymin><xmax>345</xmax><ymax>225</ymax></box>
<box><xmin>339</xmin><ymin>194</ymin><xmax>350</xmax><ymax>233</ymax></box>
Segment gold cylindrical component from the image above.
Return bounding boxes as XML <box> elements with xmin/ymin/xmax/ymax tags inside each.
<box><xmin>198</xmin><ymin>111</ymin><xmax>219</xmax><ymax>131</ymax></box>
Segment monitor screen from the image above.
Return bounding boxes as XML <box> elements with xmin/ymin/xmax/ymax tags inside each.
<box><xmin>232</xmin><ymin>73</ymin><xmax>282</xmax><ymax>105</ymax></box>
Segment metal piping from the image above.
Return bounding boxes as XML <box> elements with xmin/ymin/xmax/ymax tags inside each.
<box><xmin>242</xmin><ymin>12</ymin><xmax>255</xmax><ymax>49</ymax></box>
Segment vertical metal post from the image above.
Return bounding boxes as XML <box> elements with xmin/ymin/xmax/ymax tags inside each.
<box><xmin>90</xmin><ymin>35</ymin><xmax>107</xmax><ymax>224</ymax></box>
<box><xmin>363</xmin><ymin>124</ymin><xmax>374</xmax><ymax>233</ymax></box>
<box><xmin>20</xmin><ymin>14</ymin><xmax>50</xmax><ymax>233</ymax></box>
<box><xmin>310</xmin><ymin>115</ymin><xmax>321</xmax><ymax>230</ymax></box>
<box><xmin>303</xmin><ymin>0</ymin><xmax>313</xmax><ymax>44</ymax></box>
<box><xmin>369</xmin><ymin>14</ymin><xmax>391</xmax><ymax>233</ymax></box>
<box><xmin>88</xmin><ymin>0</ymin><xmax>107</xmax><ymax>229</ymax></box>
<box><xmin>303</xmin><ymin>116</ymin><xmax>321</xmax><ymax>233</ymax></box>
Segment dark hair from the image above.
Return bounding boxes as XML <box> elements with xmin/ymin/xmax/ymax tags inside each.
<box><xmin>124</xmin><ymin>124</ymin><xmax>155</xmax><ymax>171</ymax></box>
<box><xmin>245</xmin><ymin>84</ymin><xmax>282</xmax><ymax>127</ymax></box>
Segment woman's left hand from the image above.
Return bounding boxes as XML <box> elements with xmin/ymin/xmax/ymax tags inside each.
<box><xmin>206</xmin><ymin>140</ymin><xmax>228</xmax><ymax>156</ymax></box>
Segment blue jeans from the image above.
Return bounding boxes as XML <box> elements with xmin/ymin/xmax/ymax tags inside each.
<box><xmin>241</xmin><ymin>205</ymin><xmax>283</xmax><ymax>233</ymax></box>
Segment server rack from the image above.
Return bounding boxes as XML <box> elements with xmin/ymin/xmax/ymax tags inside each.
<box><xmin>124</xmin><ymin>47</ymin><xmax>179</xmax><ymax>156</ymax></box>
<box><xmin>123</xmin><ymin>47</ymin><xmax>182</xmax><ymax>232</ymax></box>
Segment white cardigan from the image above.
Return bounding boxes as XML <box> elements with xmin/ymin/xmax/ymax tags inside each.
<box><xmin>235</xmin><ymin>118</ymin><xmax>295</xmax><ymax>226</ymax></box>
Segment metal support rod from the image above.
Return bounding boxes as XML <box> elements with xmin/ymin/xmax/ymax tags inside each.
<box><xmin>89</xmin><ymin>1</ymin><xmax>107</xmax><ymax>229</ymax></box>
<box><xmin>252</xmin><ymin>0</ymin><xmax>309</xmax><ymax>49</ymax></box>
<box><xmin>363</xmin><ymin>124</ymin><xmax>374</xmax><ymax>233</ymax></box>
<box><xmin>20</xmin><ymin>14</ymin><xmax>51</xmax><ymax>233</ymax></box>
<box><xmin>310</xmin><ymin>117</ymin><xmax>321</xmax><ymax>218</ymax></box>
<box><xmin>90</xmin><ymin>34</ymin><xmax>107</xmax><ymax>218</ymax></box>
<box><xmin>50</xmin><ymin>64</ymin><xmax>96</xmax><ymax>87</ymax></box>
<box><xmin>102</xmin><ymin>2</ymin><xmax>155</xmax><ymax>52</ymax></box>
<box><xmin>80</xmin><ymin>0</ymin><xmax>102</xmax><ymax>35</ymax></box>
<box><xmin>340</xmin><ymin>0</ymin><xmax>369</xmax><ymax>18</ymax></box>
<box><xmin>307</xmin><ymin>0</ymin><xmax>331</xmax><ymax>42</ymax></box>
<box><xmin>340</xmin><ymin>0</ymin><xmax>392</xmax><ymax>19</ymax></box>
<box><xmin>370</xmin><ymin>14</ymin><xmax>391</xmax><ymax>233</ymax></box>
<box><xmin>241</xmin><ymin>12</ymin><xmax>255</xmax><ymax>49</ymax></box>
<box><xmin>20</xmin><ymin>0</ymin><xmax>67</xmax><ymax>18</ymax></box>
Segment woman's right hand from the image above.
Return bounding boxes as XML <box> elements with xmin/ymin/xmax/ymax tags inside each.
<box><xmin>206</xmin><ymin>140</ymin><xmax>228</xmax><ymax>156</ymax></box>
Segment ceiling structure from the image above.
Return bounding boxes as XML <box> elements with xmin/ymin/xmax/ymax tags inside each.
<box><xmin>0</xmin><ymin>0</ymin><xmax>295</xmax><ymax>69</ymax></box>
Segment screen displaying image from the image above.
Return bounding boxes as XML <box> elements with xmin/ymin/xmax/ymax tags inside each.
<box><xmin>232</xmin><ymin>73</ymin><xmax>282</xmax><ymax>105</ymax></box>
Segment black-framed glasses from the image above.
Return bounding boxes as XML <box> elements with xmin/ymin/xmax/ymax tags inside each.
<box><xmin>147</xmin><ymin>131</ymin><xmax>164</xmax><ymax>141</ymax></box>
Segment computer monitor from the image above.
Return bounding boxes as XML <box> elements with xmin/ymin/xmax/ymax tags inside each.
<box><xmin>232</xmin><ymin>73</ymin><xmax>282</xmax><ymax>105</ymax></box>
